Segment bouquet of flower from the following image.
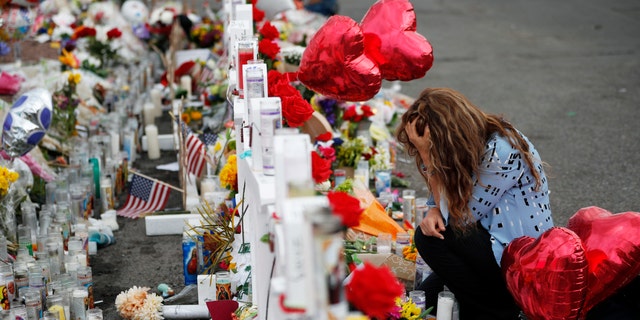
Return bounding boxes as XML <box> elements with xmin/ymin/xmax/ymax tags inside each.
<box><xmin>0</xmin><ymin>162</ymin><xmax>19</xmax><ymax>242</ymax></box>
<box><xmin>51</xmin><ymin>72</ymin><xmax>81</xmax><ymax>143</ymax></box>
<box><xmin>219</xmin><ymin>154</ymin><xmax>238</xmax><ymax>197</ymax></box>
<box><xmin>335</xmin><ymin>136</ymin><xmax>366</xmax><ymax>169</ymax></box>
<box><xmin>189</xmin><ymin>19</ymin><xmax>224</xmax><ymax>49</ymax></box>
<box><xmin>389</xmin><ymin>297</ymin><xmax>433</xmax><ymax>320</ymax></box>
<box><xmin>115</xmin><ymin>286</ymin><xmax>163</xmax><ymax>320</ymax></box>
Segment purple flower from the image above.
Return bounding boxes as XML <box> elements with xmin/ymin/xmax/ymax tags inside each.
<box><xmin>0</xmin><ymin>42</ymin><xmax>10</xmax><ymax>56</ymax></box>
<box><xmin>133</xmin><ymin>24</ymin><xmax>150</xmax><ymax>40</ymax></box>
<box><xmin>62</xmin><ymin>39</ymin><xmax>77</xmax><ymax>52</ymax></box>
<box><xmin>318</xmin><ymin>98</ymin><xmax>339</xmax><ymax>125</ymax></box>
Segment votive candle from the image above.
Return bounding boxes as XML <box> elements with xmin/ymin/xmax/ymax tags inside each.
<box><xmin>180</xmin><ymin>75</ymin><xmax>192</xmax><ymax>98</ymax></box>
<box><xmin>150</xmin><ymin>88</ymin><xmax>163</xmax><ymax>117</ymax></box>
<box><xmin>145</xmin><ymin>124</ymin><xmax>160</xmax><ymax>160</ymax></box>
<box><xmin>143</xmin><ymin>102</ymin><xmax>156</xmax><ymax>126</ymax></box>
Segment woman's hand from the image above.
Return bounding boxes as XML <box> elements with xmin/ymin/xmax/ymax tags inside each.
<box><xmin>419</xmin><ymin>207</ymin><xmax>446</xmax><ymax>240</ymax></box>
<box><xmin>405</xmin><ymin>119</ymin><xmax>431</xmax><ymax>151</ymax></box>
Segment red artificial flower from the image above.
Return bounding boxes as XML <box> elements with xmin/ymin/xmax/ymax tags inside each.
<box><xmin>316</xmin><ymin>131</ymin><xmax>333</xmax><ymax>142</ymax></box>
<box><xmin>160</xmin><ymin>61</ymin><xmax>196</xmax><ymax>86</ymax></box>
<box><xmin>258</xmin><ymin>38</ymin><xmax>280</xmax><ymax>60</ymax></box>
<box><xmin>346</xmin><ymin>262</ymin><xmax>404</xmax><ymax>319</ymax></box>
<box><xmin>327</xmin><ymin>191</ymin><xmax>363</xmax><ymax>228</ymax></box>
<box><xmin>267</xmin><ymin>70</ymin><xmax>314</xmax><ymax>127</ymax></box>
<box><xmin>343</xmin><ymin>104</ymin><xmax>374</xmax><ymax>122</ymax></box>
<box><xmin>281</xmin><ymin>94</ymin><xmax>314</xmax><ymax>127</ymax></box>
<box><xmin>259</xmin><ymin>21</ymin><xmax>280</xmax><ymax>40</ymax></box>
<box><xmin>106</xmin><ymin>27</ymin><xmax>122</xmax><ymax>39</ymax></box>
<box><xmin>311</xmin><ymin>152</ymin><xmax>332</xmax><ymax>184</ymax></box>
<box><xmin>252</xmin><ymin>0</ymin><xmax>265</xmax><ymax>22</ymax></box>
<box><xmin>71</xmin><ymin>26</ymin><xmax>96</xmax><ymax>40</ymax></box>
<box><xmin>362</xmin><ymin>146</ymin><xmax>378</xmax><ymax>161</ymax></box>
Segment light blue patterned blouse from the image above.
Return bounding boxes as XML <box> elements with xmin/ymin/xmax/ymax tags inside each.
<box><xmin>427</xmin><ymin>131</ymin><xmax>554</xmax><ymax>265</ymax></box>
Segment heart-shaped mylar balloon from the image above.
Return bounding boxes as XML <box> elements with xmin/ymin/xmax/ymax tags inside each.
<box><xmin>360</xmin><ymin>0</ymin><xmax>434</xmax><ymax>81</ymax></box>
<box><xmin>2</xmin><ymin>88</ymin><xmax>53</xmax><ymax>158</ymax></box>
<box><xmin>501</xmin><ymin>227</ymin><xmax>588</xmax><ymax>320</ymax></box>
<box><xmin>566</xmin><ymin>206</ymin><xmax>640</xmax><ymax>318</ymax></box>
<box><xmin>298</xmin><ymin>15</ymin><xmax>382</xmax><ymax>102</ymax></box>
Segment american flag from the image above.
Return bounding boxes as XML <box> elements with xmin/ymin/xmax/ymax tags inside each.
<box><xmin>181</xmin><ymin>122</ymin><xmax>206</xmax><ymax>177</ymax></box>
<box><xmin>200</xmin><ymin>132</ymin><xmax>218</xmax><ymax>147</ymax></box>
<box><xmin>116</xmin><ymin>174</ymin><xmax>171</xmax><ymax>218</ymax></box>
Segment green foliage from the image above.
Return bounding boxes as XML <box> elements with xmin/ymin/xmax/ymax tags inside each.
<box><xmin>335</xmin><ymin>138</ymin><xmax>365</xmax><ymax>168</ymax></box>
<box><xmin>334</xmin><ymin>178</ymin><xmax>354</xmax><ymax>194</ymax></box>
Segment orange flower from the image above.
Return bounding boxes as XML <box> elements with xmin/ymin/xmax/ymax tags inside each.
<box><xmin>190</xmin><ymin>110</ymin><xmax>202</xmax><ymax>121</ymax></box>
<box><xmin>59</xmin><ymin>49</ymin><xmax>79</xmax><ymax>69</ymax></box>
<box><xmin>181</xmin><ymin>113</ymin><xmax>191</xmax><ymax>123</ymax></box>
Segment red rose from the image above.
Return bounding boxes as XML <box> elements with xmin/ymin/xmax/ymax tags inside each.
<box><xmin>106</xmin><ymin>28</ymin><xmax>122</xmax><ymax>39</ymax></box>
<box><xmin>311</xmin><ymin>152</ymin><xmax>333</xmax><ymax>184</ymax></box>
<box><xmin>258</xmin><ymin>38</ymin><xmax>280</xmax><ymax>60</ymax></box>
<box><xmin>346</xmin><ymin>262</ymin><xmax>404</xmax><ymax>319</ymax></box>
<box><xmin>259</xmin><ymin>21</ymin><xmax>280</xmax><ymax>40</ymax></box>
<box><xmin>316</xmin><ymin>131</ymin><xmax>333</xmax><ymax>142</ymax></box>
<box><xmin>281</xmin><ymin>94</ymin><xmax>314</xmax><ymax>127</ymax></box>
<box><xmin>268</xmin><ymin>70</ymin><xmax>314</xmax><ymax>127</ymax></box>
<box><xmin>327</xmin><ymin>191</ymin><xmax>363</xmax><ymax>228</ymax></box>
<box><xmin>252</xmin><ymin>0</ymin><xmax>265</xmax><ymax>22</ymax></box>
<box><xmin>72</xmin><ymin>26</ymin><xmax>96</xmax><ymax>40</ymax></box>
<box><xmin>361</xmin><ymin>105</ymin><xmax>374</xmax><ymax>117</ymax></box>
<box><xmin>343</xmin><ymin>104</ymin><xmax>374</xmax><ymax>122</ymax></box>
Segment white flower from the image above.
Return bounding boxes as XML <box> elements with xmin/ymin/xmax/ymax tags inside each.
<box><xmin>115</xmin><ymin>286</ymin><xmax>164</xmax><ymax>320</ymax></box>
<box><xmin>315</xmin><ymin>180</ymin><xmax>331</xmax><ymax>192</ymax></box>
<box><xmin>160</xmin><ymin>10</ymin><xmax>175</xmax><ymax>25</ymax></box>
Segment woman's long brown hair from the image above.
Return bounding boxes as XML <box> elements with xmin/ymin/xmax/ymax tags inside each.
<box><xmin>396</xmin><ymin>88</ymin><xmax>543</xmax><ymax>233</ymax></box>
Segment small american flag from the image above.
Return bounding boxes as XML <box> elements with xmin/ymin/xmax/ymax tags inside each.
<box><xmin>201</xmin><ymin>132</ymin><xmax>218</xmax><ymax>146</ymax></box>
<box><xmin>116</xmin><ymin>174</ymin><xmax>171</xmax><ymax>218</ymax></box>
<box><xmin>181</xmin><ymin>122</ymin><xmax>206</xmax><ymax>177</ymax></box>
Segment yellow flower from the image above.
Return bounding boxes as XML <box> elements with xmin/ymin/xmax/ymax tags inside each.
<box><xmin>219</xmin><ymin>155</ymin><xmax>238</xmax><ymax>191</ymax></box>
<box><xmin>400</xmin><ymin>298</ymin><xmax>422</xmax><ymax>320</ymax></box>
<box><xmin>213</xmin><ymin>141</ymin><xmax>222</xmax><ymax>152</ymax></box>
<box><xmin>68</xmin><ymin>72</ymin><xmax>81</xmax><ymax>85</ymax></box>
<box><xmin>0</xmin><ymin>166</ymin><xmax>19</xmax><ymax>196</ymax></box>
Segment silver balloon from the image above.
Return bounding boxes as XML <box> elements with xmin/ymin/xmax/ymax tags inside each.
<box><xmin>2</xmin><ymin>88</ymin><xmax>53</xmax><ymax>158</ymax></box>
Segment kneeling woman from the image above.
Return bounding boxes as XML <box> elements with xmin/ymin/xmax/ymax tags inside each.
<box><xmin>396</xmin><ymin>88</ymin><xmax>554</xmax><ymax>319</ymax></box>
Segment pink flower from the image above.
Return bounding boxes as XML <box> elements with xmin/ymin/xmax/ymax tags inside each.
<box><xmin>318</xmin><ymin>146</ymin><xmax>336</xmax><ymax>162</ymax></box>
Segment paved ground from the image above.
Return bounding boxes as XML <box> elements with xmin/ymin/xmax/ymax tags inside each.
<box><xmin>91</xmin><ymin>0</ymin><xmax>640</xmax><ymax>318</ymax></box>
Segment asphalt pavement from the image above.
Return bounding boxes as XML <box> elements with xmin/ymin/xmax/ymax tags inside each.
<box><xmin>93</xmin><ymin>1</ymin><xmax>640</xmax><ymax>318</ymax></box>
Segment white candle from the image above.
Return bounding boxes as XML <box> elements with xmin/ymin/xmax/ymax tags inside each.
<box><xmin>110</xmin><ymin>131</ymin><xmax>120</xmax><ymax>160</ymax></box>
<box><xmin>145</xmin><ymin>124</ymin><xmax>161</xmax><ymax>160</ymax></box>
<box><xmin>150</xmin><ymin>89</ymin><xmax>163</xmax><ymax>117</ymax></box>
<box><xmin>180</xmin><ymin>75</ymin><xmax>192</xmax><ymax>98</ymax></box>
<box><xmin>436</xmin><ymin>292</ymin><xmax>455</xmax><ymax>320</ymax></box>
<box><xmin>143</xmin><ymin>102</ymin><xmax>156</xmax><ymax>126</ymax></box>
<box><xmin>200</xmin><ymin>176</ymin><xmax>217</xmax><ymax>195</ymax></box>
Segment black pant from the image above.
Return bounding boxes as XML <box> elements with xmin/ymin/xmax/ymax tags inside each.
<box><xmin>414</xmin><ymin>223</ymin><xmax>520</xmax><ymax>320</ymax></box>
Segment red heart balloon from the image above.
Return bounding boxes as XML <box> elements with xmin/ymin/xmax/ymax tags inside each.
<box><xmin>298</xmin><ymin>15</ymin><xmax>382</xmax><ymax>102</ymax></box>
<box><xmin>566</xmin><ymin>206</ymin><xmax>640</xmax><ymax>317</ymax></box>
<box><xmin>501</xmin><ymin>227</ymin><xmax>588</xmax><ymax>320</ymax></box>
<box><xmin>360</xmin><ymin>0</ymin><xmax>434</xmax><ymax>81</ymax></box>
